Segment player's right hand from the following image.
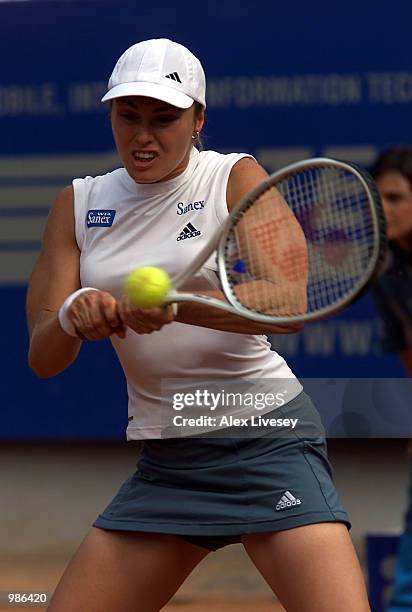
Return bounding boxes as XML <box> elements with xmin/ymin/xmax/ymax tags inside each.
<box><xmin>117</xmin><ymin>295</ymin><xmax>175</xmax><ymax>334</ymax></box>
<box><xmin>67</xmin><ymin>290</ymin><xmax>126</xmax><ymax>340</ymax></box>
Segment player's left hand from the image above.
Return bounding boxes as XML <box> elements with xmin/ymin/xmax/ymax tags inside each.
<box><xmin>118</xmin><ymin>296</ymin><xmax>175</xmax><ymax>334</ymax></box>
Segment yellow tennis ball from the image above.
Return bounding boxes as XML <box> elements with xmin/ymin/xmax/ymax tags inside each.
<box><xmin>124</xmin><ymin>266</ymin><xmax>171</xmax><ymax>309</ymax></box>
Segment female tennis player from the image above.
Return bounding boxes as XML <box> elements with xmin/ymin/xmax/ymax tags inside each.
<box><xmin>27</xmin><ymin>39</ymin><xmax>370</xmax><ymax>611</ymax></box>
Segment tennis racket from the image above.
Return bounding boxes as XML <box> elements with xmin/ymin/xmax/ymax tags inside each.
<box><xmin>149</xmin><ymin>158</ymin><xmax>387</xmax><ymax>324</ymax></box>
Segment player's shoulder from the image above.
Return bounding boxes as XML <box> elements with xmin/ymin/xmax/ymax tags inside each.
<box><xmin>43</xmin><ymin>184</ymin><xmax>75</xmax><ymax>236</ymax></box>
<box><xmin>49</xmin><ymin>168</ymin><xmax>129</xmax><ymax>233</ymax></box>
<box><xmin>198</xmin><ymin>148</ymin><xmax>251</xmax><ymax>162</ymax></box>
<box><xmin>73</xmin><ymin>167</ymin><xmax>126</xmax><ymax>186</ymax></box>
<box><xmin>197</xmin><ymin>149</ymin><xmax>258</xmax><ymax>173</ymax></box>
<box><xmin>72</xmin><ymin>168</ymin><xmax>130</xmax><ymax>205</ymax></box>
<box><xmin>226</xmin><ymin>158</ymin><xmax>268</xmax><ymax>210</ymax></box>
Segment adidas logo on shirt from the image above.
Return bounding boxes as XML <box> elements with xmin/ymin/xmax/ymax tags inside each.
<box><xmin>177</xmin><ymin>222</ymin><xmax>201</xmax><ymax>241</ymax></box>
<box><xmin>275</xmin><ymin>490</ymin><xmax>302</xmax><ymax>511</ymax></box>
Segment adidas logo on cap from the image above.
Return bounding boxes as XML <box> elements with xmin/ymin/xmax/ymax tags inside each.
<box><xmin>275</xmin><ymin>490</ymin><xmax>302</xmax><ymax>511</ymax></box>
<box><xmin>177</xmin><ymin>222</ymin><xmax>201</xmax><ymax>241</ymax></box>
<box><xmin>165</xmin><ymin>72</ymin><xmax>182</xmax><ymax>83</ymax></box>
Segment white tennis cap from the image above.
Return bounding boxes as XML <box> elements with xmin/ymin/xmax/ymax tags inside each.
<box><xmin>101</xmin><ymin>38</ymin><xmax>206</xmax><ymax>109</ymax></box>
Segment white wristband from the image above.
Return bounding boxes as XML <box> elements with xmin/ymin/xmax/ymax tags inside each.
<box><xmin>171</xmin><ymin>303</ymin><xmax>178</xmax><ymax>317</ymax></box>
<box><xmin>58</xmin><ymin>287</ymin><xmax>99</xmax><ymax>337</ymax></box>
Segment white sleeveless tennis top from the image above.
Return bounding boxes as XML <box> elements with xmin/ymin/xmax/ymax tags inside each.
<box><xmin>73</xmin><ymin>147</ymin><xmax>302</xmax><ymax>439</ymax></box>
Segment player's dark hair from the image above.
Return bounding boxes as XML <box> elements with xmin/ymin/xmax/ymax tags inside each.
<box><xmin>370</xmin><ymin>146</ymin><xmax>412</xmax><ymax>189</ymax></box>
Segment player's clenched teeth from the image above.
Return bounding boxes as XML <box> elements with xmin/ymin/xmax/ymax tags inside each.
<box><xmin>133</xmin><ymin>151</ymin><xmax>157</xmax><ymax>161</ymax></box>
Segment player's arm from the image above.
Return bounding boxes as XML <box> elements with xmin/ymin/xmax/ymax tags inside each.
<box><xmin>27</xmin><ymin>186</ymin><xmax>125</xmax><ymax>378</ymax></box>
<box><xmin>26</xmin><ymin>186</ymin><xmax>83</xmax><ymax>377</ymax></box>
<box><xmin>175</xmin><ymin>158</ymin><xmax>305</xmax><ymax>334</ymax></box>
<box><xmin>226</xmin><ymin>158</ymin><xmax>308</xmax><ymax>315</ymax></box>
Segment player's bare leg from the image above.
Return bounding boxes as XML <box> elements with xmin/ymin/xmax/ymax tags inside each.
<box><xmin>47</xmin><ymin>527</ymin><xmax>209</xmax><ymax>612</ymax></box>
<box><xmin>242</xmin><ymin>523</ymin><xmax>370</xmax><ymax>612</ymax></box>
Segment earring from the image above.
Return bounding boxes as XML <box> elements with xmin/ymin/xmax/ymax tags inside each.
<box><xmin>192</xmin><ymin>131</ymin><xmax>199</xmax><ymax>140</ymax></box>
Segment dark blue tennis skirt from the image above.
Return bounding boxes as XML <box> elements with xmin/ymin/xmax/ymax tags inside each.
<box><xmin>94</xmin><ymin>391</ymin><xmax>349</xmax><ymax>549</ymax></box>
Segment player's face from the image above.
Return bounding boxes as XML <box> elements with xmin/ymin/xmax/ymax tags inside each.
<box><xmin>375</xmin><ymin>170</ymin><xmax>412</xmax><ymax>241</ymax></box>
<box><xmin>111</xmin><ymin>97</ymin><xmax>204</xmax><ymax>183</ymax></box>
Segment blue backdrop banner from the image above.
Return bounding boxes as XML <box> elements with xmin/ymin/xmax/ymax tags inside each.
<box><xmin>1</xmin><ymin>0</ymin><xmax>408</xmax><ymax>439</ymax></box>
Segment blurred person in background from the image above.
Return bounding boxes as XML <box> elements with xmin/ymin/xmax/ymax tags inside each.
<box><xmin>370</xmin><ymin>146</ymin><xmax>412</xmax><ymax>611</ymax></box>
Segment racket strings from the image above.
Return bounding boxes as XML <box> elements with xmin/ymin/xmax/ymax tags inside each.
<box><xmin>224</xmin><ymin>165</ymin><xmax>376</xmax><ymax>317</ymax></box>
<box><xmin>226</xmin><ymin>186</ymin><xmax>309</xmax><ymax>315</ymax></box>
<box><xmin>283</xmin><ymin>167</ymin><xmax>375</xmax><ymax>313</ymax></box>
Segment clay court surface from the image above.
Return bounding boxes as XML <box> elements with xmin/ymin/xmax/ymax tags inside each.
<box><xmin>0</xmin><ymin>554</ymin><xmax>284</xmax><ymax>611</ymax></box>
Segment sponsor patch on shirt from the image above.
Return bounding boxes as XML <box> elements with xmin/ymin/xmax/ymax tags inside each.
<box><xmin>176</xmin><ymin>200</ymin><xmax>205</xmax><ymax>215</ymax></box>
<box><xmin>87</xmin><ymin>209</ymin><xmax>116</xmax><ymax>228</ymax></box>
